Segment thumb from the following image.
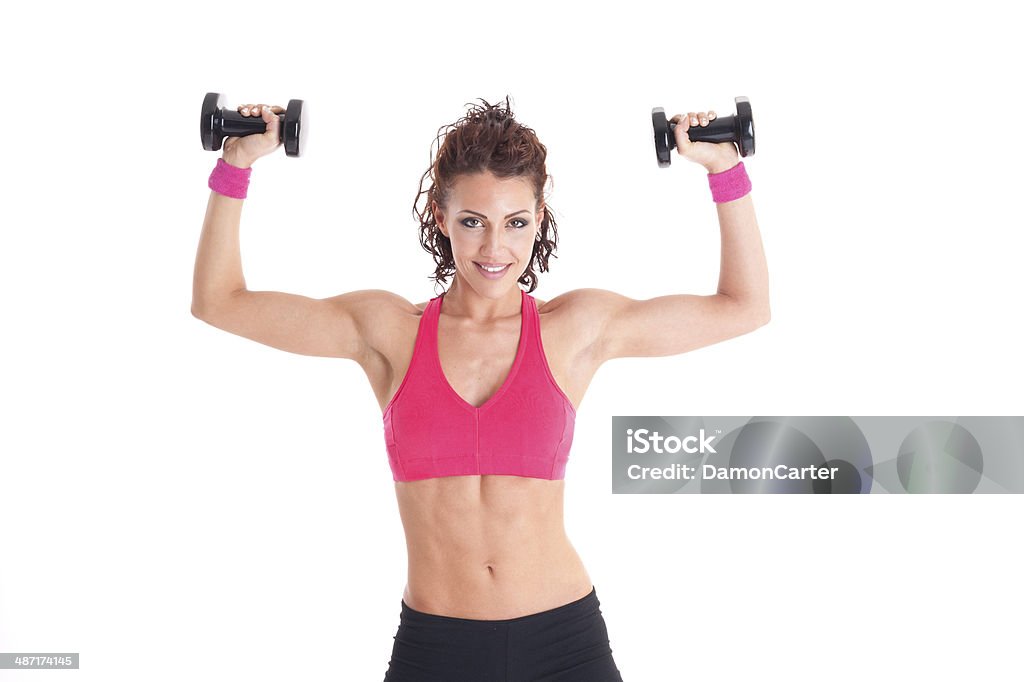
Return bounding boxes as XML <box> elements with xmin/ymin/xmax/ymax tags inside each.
<box><xmin>670</xmin><ymin>114</ymin><xmax>691</xmax><ymax>153</ymax></box>
<box><xmin>263</xmin><ymin>106</ymin><xmax>279</xmax><ymax>141</ymax></box>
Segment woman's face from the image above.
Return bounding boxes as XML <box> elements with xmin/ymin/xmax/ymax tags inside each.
<box><xmin>433</xmin><ymin>171</ymin><xmax>544</xmax><ymax>294</ymax></box>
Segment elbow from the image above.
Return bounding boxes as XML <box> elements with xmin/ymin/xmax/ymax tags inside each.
<box><xmin>726</xmin><ymin>295</ymin><xmax>770</xmax><ymax>328</ymax></box>
<box><xmin>191</xmin><ymin>295</ymin><xmax>220</xmax><ymax>321</ymax></box>
<box><xmin>742</xmin><ymin>301</ymin><xmax>770</xmax><ymax>329</ymax></box>
<box><xmin>754</xmin><ymin>303</ymin><xmax>771</xmax><ymax>328</ymax></box>
<box><xmin>191</xmin><ymin>288</ymin><xmax>243</xmax><ymax>321</ymax></box>
<box><xmin>191</xmin><ymin>299</ymin><xmax>209</xmax><ymax>320</ymax></box>
<box><xmin>749</xmin><ymin>291</ymin><xmax>771</xmax><ymax>327</ymax></box>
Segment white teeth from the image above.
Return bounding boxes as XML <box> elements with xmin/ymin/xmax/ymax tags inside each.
<box><xmin>478</xmin><ymin>263</ymin><xmax>508</xmax><ymax>272</ymax></box>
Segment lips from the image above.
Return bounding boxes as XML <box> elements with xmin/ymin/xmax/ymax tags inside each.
<box><xmin>474</xmin><ymin>262</ymin><xmax>511</xmax><ymax>278</ymax></box>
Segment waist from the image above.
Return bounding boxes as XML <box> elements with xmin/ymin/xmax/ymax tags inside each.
<box><xmin>404</xmin><ymin>541</ymin><xmax>593</xmax><ymax>619</ymax></box>
<box><xmin>400</xmin><ymin>584</ymin><xmax>601</xmax><ymax>627</ymax></box>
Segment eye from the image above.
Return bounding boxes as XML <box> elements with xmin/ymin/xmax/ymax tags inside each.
<box><xmin>460</xmin><ymin>218</ymin><xmax>530</xmax><ymax>229</ymax></box>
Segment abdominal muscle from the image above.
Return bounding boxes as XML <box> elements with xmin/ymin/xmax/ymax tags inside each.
<box><xmin>394</xmin><ymin>473</ymin><xmax>594</xmax><ymax>620</ymax></box>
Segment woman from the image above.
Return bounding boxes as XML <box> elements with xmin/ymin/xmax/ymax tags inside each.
<box><xmin>192</xmin><ymin>96</ymin><xmax>769</xmax><ymax>681</ymax></box>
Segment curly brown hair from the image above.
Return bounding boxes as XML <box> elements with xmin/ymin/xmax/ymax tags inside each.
<box><xmin>412</xmin><ymin>96</ymin><xmax>559</xmax><ymax>294</ymax></box>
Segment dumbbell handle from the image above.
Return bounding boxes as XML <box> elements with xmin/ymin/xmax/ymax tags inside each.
<box><xmin>667</xmin><ymin>115</ymin><xmax>740</xmax><ymax>147</ymax></box>
<box><xmin>217</xmin><ymin>109</ymin><xmax>286</xmax><ymax>141</ymax></box>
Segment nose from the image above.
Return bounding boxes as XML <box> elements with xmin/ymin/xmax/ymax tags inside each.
<box><xmin>482</xmin><ymin>223</ymin><xmax>508</xmax><ymax>256</ymax></box>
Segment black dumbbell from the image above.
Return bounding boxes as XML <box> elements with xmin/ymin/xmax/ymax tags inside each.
<box><xmin>651</xmin><ymin>96</ymin><xmax>754</xmax><ymax>167</ymax></box>
<box><xmin>200</xmin><ymin>92</ymin><xmax>308</xmax><ymax>157</ymax></box>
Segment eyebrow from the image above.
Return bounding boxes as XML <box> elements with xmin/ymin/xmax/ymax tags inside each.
<box><xmin>457</xmin><ymin>209</ymin><xmax>531</xmax><ymax>219</ymax></box>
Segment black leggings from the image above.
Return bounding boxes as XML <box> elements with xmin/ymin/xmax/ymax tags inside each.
<box><xmin>383</xmin><ymin>586</ymin><xmax>623</xmax><ymax>681</ymax></box>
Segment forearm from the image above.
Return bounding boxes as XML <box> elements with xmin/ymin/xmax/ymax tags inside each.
<box><xmin>191</xmin><ymin>154</ymin><xmax>252</xmax><ymax>315</ymax></box>
<box><xmin>714</xmin><ymin>191</ymin><xmax>769</xmax><ymax>317</ymax></box>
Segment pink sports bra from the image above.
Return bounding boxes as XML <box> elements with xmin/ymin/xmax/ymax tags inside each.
<box><xmin>382</xmin><ymin>288</ymin><xmax>577</xmax><ymax>482</ymax></box>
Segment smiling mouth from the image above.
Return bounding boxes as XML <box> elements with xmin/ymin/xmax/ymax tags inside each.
<box><xmin>474</xmin><ymin>262</ymin><xmax>511</xmax><ymax>274</ymax></box>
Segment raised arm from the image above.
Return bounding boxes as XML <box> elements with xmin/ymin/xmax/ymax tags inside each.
<box><xmin>570</xmin><ymin>109</ymin><xmax>770</xmax><ymax>364</ymax></box>
<box><xmin>190</xmin><ymin>103</ymin><xmax>401</xmax><ymax>361</ymax></box>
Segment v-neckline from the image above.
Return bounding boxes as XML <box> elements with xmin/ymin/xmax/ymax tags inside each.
<box><xmin>435</xmin><ymin>289</ymin><xmax>527</xmax><ymax>412</ymax></box>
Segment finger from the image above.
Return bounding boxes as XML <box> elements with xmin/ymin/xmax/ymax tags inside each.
<box><xmin>263</xmin><ymin>106</ymin><xmax>280</xmax><ymax>141</ymax></box>
<box><xmin>239</xmin><ymin>103</ymin><xmax>253</xmax><ymax>116</ymax></box>
<box><xmin>670</xmin><ymin>113</ymin><xmax>690</xmax><ymax>132</ymax></box>
<box><xmin>688</xmin><ymin>112</ymin><xmax>699</xmax><ymax>127</ymax></box>
<box><xmin>670</xmin><ymin>113</ymin><xmax>691</xmax><ymax>153</ymax></box>
<box><xmin>708</xmin><ymin>110</ymin><xmax>717</xmax><ymax>120</ymax></box>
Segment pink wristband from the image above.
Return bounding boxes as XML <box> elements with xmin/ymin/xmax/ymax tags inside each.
<box><xmin>707</xmin><ymin>161</ymin><xmax>751</xmax><ymax>203</ymax></box>
<box><xmin>209</xmin><ymin>157</ymin><xmax>252</xmax><ymax>199</ymax></box>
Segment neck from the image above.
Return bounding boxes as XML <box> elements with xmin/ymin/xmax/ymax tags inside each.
<box><xmin>443</xmin><ymin>275</ymin><xmax>522</xmax><ymax>324</ymax></box>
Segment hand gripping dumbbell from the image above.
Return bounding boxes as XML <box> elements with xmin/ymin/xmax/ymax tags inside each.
<box><xmin>651</xmin><ymin>96</ymin><xmax>754</xmax><ymax>167</ymax></box>
<box><xmin>200</xmin><ymin>92</ymin><xmax>308</xmax><ymax>157</ymax></box>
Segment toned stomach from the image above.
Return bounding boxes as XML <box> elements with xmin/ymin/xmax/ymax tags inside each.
<box><xmin>395</xmin><ymin>473</ymin><xmax>594</xmax><ymax>620</ymax></box>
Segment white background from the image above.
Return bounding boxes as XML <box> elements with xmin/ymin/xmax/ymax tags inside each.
<box><xmin>2</xmin><ymin>1</ymin><xmax>1022</xmax><ymax>680</ymax></box>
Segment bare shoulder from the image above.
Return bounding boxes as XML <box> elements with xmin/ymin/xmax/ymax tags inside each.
<box><xmin>334</xmin><ymin>289</ymin><xmax>424</xmax><ymax>363</ymax></box>
<box><xmin>535</xmin><ymin>287</ymin><xmax>625</xmax><ymax>317</ymax></box>
<box><xmin>329</xmin><ymin>288</ymin><xmax>422</xmax><ymax>318</ymax></box>
<box><xmin>534</xmin><ymin>288</ymin><xmax>624</xmax><ymax>359</ymax></box>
